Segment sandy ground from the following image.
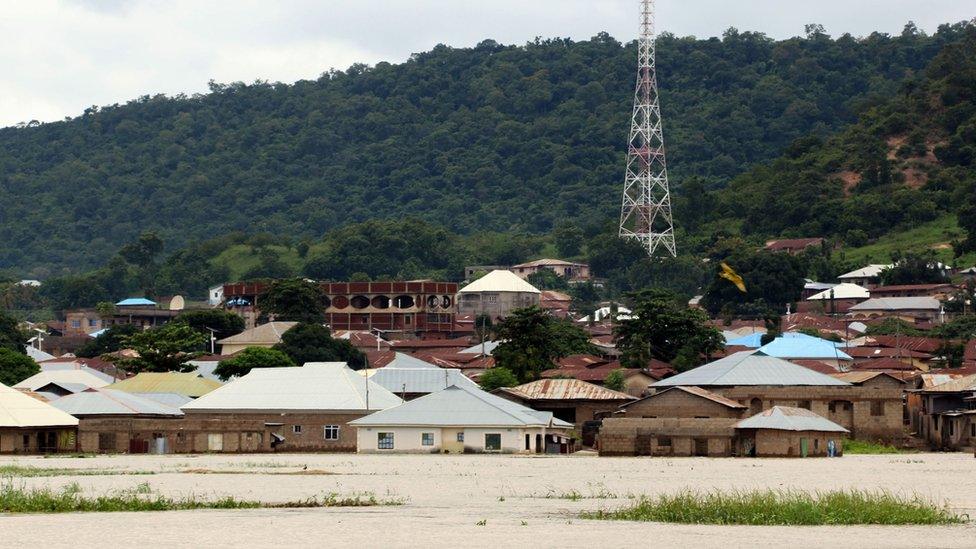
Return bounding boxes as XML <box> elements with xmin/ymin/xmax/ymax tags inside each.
<box><xmin>1</xmin><ymin>452</ymin><xmax>975</xmax><ymax>548</ymax></box>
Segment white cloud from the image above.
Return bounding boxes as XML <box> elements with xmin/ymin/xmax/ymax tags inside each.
<box><xmin>1</xmin><ymin>0</ymin><xmax>972</xmax><ymax>127</ymax></box>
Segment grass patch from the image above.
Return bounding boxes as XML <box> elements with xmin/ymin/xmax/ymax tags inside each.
<box><xmin>581</xmin><ymin>490</ymin><xmax>964</xmax><ymax>525</ymax></box>
<box><xmin>0</xmin><ymin>465</ymin><xmax>155</xmax><ymax>477</ymax></box>
<box><xmin>843</xmin><ymin>439</ymin><xmax>909</xmax><ymax>455</ymax></box>
<box><xmin>842</xmin><ymin>214</ymin><xmax>975</xmax><ymax>266</ymax></box>
<box><xmin>0</xmin><ymin>481</ymin><xmax>399</xmax><ymax>514</ymax></box>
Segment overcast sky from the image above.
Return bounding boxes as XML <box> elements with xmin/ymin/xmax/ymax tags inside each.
<box><xmin>1</xmin><ymin>0</ymin><xmax>973</xmax><ymax>127</ymax></box>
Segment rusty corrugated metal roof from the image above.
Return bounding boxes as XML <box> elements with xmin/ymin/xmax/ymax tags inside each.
<box><xmin>499</xmin><ymin>378</ymin><xmax>635</xmax><ymax>401</ymax></box>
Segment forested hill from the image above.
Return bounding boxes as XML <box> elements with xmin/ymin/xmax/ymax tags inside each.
<box><xmin>696</xmin><ymin>25</ymin><xmax>976</xmax><ymax>252</ymax></box>
<box><xmin>0</xmin><ymin>22</ymin><xmax>972</xmax><ymax>275</ymax></box>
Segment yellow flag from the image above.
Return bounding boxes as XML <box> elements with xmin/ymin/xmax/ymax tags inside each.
<box><xmin>719</xmin><ymin>262</ymin><xmax>746</xmax><ymax>293</ymax></box>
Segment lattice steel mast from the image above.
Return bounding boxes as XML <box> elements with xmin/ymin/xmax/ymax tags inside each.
<box><xmin>618</xmin><ymin>0</ymin><xmax>676</xmax><ymax>257</ymax></box>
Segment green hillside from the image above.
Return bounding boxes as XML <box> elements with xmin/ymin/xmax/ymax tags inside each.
<box><xmin>703</xmin><ymin>25</ymin><xmax>976</xmax><ymax>257</ymax></box>
<box><xmin>2</xmin><ymin>23</ymin><xmax>971</xmax><ymax>277</ymax></box>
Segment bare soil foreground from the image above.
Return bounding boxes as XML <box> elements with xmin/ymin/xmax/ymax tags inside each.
<box><xmin>1</xmin><ymin>453</ymin><xmax>975</xmax><ymax>548</ymax></box>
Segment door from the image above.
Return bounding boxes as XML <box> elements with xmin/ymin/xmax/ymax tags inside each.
<box><xmin>800</xmin><ymin>438</ymin><xmax>808</xmax><ymax>458</ymax></box>
<box><xmin>442</xmin><ymin>429</ymin><xmax>464</xmax><ymax>454</ymax></box>
<box><xmin>694</xmin><ymin>438</ymin><xmax>708</xmax><ymax>456</ymax></box>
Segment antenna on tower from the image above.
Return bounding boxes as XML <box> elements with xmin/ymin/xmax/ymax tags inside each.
<box><xmin>619</xmin><ymin>0</ymin><xmax>677</xmax><ymax>258</ymax></box>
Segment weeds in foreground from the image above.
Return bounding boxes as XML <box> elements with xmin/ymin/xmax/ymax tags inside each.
<box><xmin>843</xmin><ymin>439</ymin><xmax>910</xmax><ymax>455</ymax></box>
<box><xmin>581</xmin><ymin>489</ymin><xmax>965</xmax><ymax>525</ymax></box>
<box><xmin>0</xmin><ymin>480</ymin><xmax>401</xmax><ymax>514</ymax></box>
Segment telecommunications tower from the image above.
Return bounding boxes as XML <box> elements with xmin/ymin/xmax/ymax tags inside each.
<box><xmin>618</xmin><ymin>0</ymin><xmax>676</xmax><ymax>257</ymax></box>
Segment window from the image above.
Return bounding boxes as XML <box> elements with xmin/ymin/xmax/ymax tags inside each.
<box><xmin>70</xmin><ymin>320</ymin><xmax>81</xmax><ymax>329</ymax></box>
<box><xmin>324</xmin><ymin>425</ymin><xmax>340</xmax><ymax>440</ymax></box>
<box><xmin>378</xmin><ymin>432</ymin><xmax>394</xmax><ymax>450</ymax></box>
<box><xmin>484</xmin><ymin>433</ymin><xmax>501</xmax><ymax>451</ymax></box>
<box><xmin>293</xmin><ymin>425</ymin><xmax>302</xmax><ymax>434</ymax></box>
<box><xmin>456</xmin><ymin>432</ymin><xmax>464</xmax><ymax>442</ymax></box>
<box><xmin>798</xmin><ymin>400</ymin><xmax>811</xmax><ymax>410</ymax></box>
<box><xmin>88</xmin><ymin>318</ymin><xmax>98</xmax><ymax>327</ymax></box>
<box><xmin>971</xmin><ymin>424</ymin><xmax>975</xmax><ymax>437</ymax></box>
<box><xmin>814</xmin><ymin>439</ymin><xmax>819</xmax><ymax>450</ymax></box>
<box><xmin>694</xmin><ymin>415</ymin><xmax>710</xmax><ymax>419</ymax></box>
<box><xmin>421</xmin><ymin>433</ymin><xmax>434</xmax><ymax>446</ymax></box>
<box><xmin>657</xmin><ymin>437</ymin><xmax>672</xmax><ymax>447</ymax></box>
<box><xmin>870</xmin><ymin>401</ymin><xmax>884</xmax><ymax>416</ymax></box>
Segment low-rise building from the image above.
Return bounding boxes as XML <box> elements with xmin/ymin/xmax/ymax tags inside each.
<box><xmin>837</xmin><ymin>265</ymin><xmax>891</xmax><ymax>289</ymax></box>
<box><xmin>651</xmin><ymin>351</ymin><xmax>904</xmax><ymax>440</ymax></box>
<box><xmin>510</xmin><ymin>259</ymin><xmax>591</xmax><ymax>282</ymax></box>
<box><xmin>848</xmin><ymin>297</ymin><xmax>942</xmax><ymax>323</ymax></box>
<box><xmin>494</xmin><ymin>378</ymin><xmax>636</xmax><ymax>429</ymax></box>
<box><xmin>180</xmin><ymin>362</ymin><xmax>401</xmax><ymax>452</ymax></box>
<box><xmin>0</xmin><ymin>383</ymin><xmax>78</xmax><ymax>454</ymax></box>
<box><xmin>911</xmin><ymin>374</ymin><xmax>976</xmax><ymax>450</ymax></box>
<box><xmin>48</xmin><ymin>388</ymin><xmax>185</xmax><ymax>453</ymax></box>
<box><xmin>764</xmin><ymin>238</ymin><xmax>825</xmax><ymax>255</ymax></box>
<box><xmin>215</xmin><ymin>321</ymin><xmax>297</xmax><ymax>355</ymax></box>
<box><xmin>457</xmin><ymin>270</ymin><xmax>541</xmax><ymax>319</ymax></box>
<box><xmin>350</xmin><ymin>384</ymin><xmax>573</xmax><ymax>454</ymax></box>
<box><xmin>735</xmin><ymin>406</ymin><xmax>847</xmax><ymax>457</ymax></box>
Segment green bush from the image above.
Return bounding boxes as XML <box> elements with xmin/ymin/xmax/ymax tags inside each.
<box><xmin>582</xmin><ymin>489</ymin><xmax>963</xmax><ymax>525</ymax></box>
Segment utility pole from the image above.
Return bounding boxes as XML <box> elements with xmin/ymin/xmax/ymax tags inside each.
<box><xmin>619</xmin><ymin>0</ymin><xmax>676</xmax><ymax>258</ymax></box>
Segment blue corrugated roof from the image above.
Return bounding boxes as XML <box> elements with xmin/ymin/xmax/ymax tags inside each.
<box><xmin>726</xmin><ymin>332</ymin><xmax>846</xmax><ymax>350</ymax></box>
<box><xmin>116</xmin><ymin>298</ymin><xmax>157</xmax><ymax>306</ymax></box>
<box><xmin>759</xmin><ymin>336</ymin><xmax>852</xmax><ymax>361</ymax></box>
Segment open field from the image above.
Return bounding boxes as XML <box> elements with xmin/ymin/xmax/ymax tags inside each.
<box><xmin>1</xmin><ymin>453</ymin><xmax>975</xmax><ymax>548</ymax></box>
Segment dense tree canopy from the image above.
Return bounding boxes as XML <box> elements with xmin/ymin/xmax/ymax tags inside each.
<box><xmin>614</xmin><ymin>290</ymin><xmax>723</xmax><ymax>371</ymax></box>
<box><xmin>0</xmin><ymin>348</ymin><xmax>39</xmax><ymax>386</ymax></box>
<box><xmin>214</xmin><ymin>346</ymin><xmax>295</xmax><ymax>381</ymax></box>
<box><xmin>1</xmin><ymin>24</ymin><xmax>971</xmax><ymax>277</ymax></box>
<box><xmin>272</xmin><ymin>323</ymin><xmax>367</xmax><ymax>369</ymax></box>
<box><xmin>258</xmin><ymin>279</ymin><xmax>328</xmax><ymax>323</ymax></box>
<box><xmin>107</xmin><ymin>323</ymin><xmax>208</xmax><ymax>373</ymax></box>
<box><xmin>492</xmin><ymin>306</ymin><xmax>595</xmax><ymax>382</ymax></box>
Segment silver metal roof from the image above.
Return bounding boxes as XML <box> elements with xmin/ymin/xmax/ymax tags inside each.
<box><xmin>370</xmin><ymin>367</ymin><xmax>479</xmax><ymax>395</ymax></box>
<box><xmin>350</xmin><ymin>384</ymin><xmax>572</xmax><ymax>428</ymax></box>
<box><xmin>459</xmin><ymin>340</ymin><xmax>501</xmax><ymax>355</ymax></box>
<box><xmin>386</xmin><ymin>352</ymin><xmax>441</xmax><ymax>369</ymax></box>
<box><xmin>182</xmin><ymin>362</ymin><xmax>402</xmax><ymax>412</ymax></box>
<box><xmin>50</xmin><ymin>388</ymin><xmax>184</xmax><ymax>417</ymax></box>
<box><xmin>848</xmin><ymin>297</ymin><xmax>940</xmax><ymax>311</ymax></box>
<box><xmin>653</xmin><ymin>351</ymin><xmax>851</xmax><ymax>387</ymax></box>
<box><xmin>736</xmin><ymin>406</ymin><xmax>849</xmax><ymax>433</ymax></box>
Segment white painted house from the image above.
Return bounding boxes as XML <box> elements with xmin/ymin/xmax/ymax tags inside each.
<box><xmin>349</xmin><ymin>384</ymin><xmax>573</xmax><ymax>454</ymax></box>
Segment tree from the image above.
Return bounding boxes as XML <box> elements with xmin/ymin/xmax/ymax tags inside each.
<box><xmin>214</xmin><ymin>346</ymin><xmax>295</xmax><ymax>381</ymax></box>
<box><xmin>0</xmin><ymin>348</ymin><xmax>39</xmax><ymax>386</ymax></box>
<box><xmin>526</xmin><ymin>269</ymin><xmax>569</xmax><ymax>290</ymax></box>
<box><xmin>119</xmin><ymin>232</ymin><xmax>164</xmax><ymax>297</ymax></box>
<box><xmin>603</xmin><ymin>369</ymin><xmax>626</xmax><ymax>392</ymax></box>
<box><xmin>614</xmin><ymin>290</ymin><xmax>724</xmax><ymax>371</ymax></box>
<box><xmin>552</xmin><ymin>223</ymin><xmax>584</xmax><ymax>257</ymax></box>
<box><xmin>0</xmin><ymin>311</ymin><xmax>27</xmax><ymax>354</ymax></box>
<box><xmin>880</xmin><ymin>252</ymin><xmax>950</xmax><ymax>285</ymax></box>
<box><xmin>258</xmin><ymin>278</ymin><xmax>327</xmax><ymax>323</ymax></box>
<box><xmin>75</xmin><ymin>324</ymin><xmax>140</xmax><ymax>358</ymax></box>
<box><xmin>176</xmin><ymin>309</ymin><xmax>246</xmax><ymax>343</ymax></box>
<box><xmin>492</xmin><ymin>306</ymin><xmax>595</xmax><ymax>383</ymax></box>
<box><xmin>700</xmin><ymin>251</ymin><xmax>806</xmax><ymax>316</ymax></box>
<box><xmin>273</xmin><ymin>323</ymin><xmax>366</xmax><ymax>369</ymax></box>
<box><xmin>478</xmin><ymin>367</ymin><xmax>519</xmax><ymax>391</ymax></box>
<box><xmin>107</xmin><ymin>323</ymin><xmax>208</xmax><ymax>373</ymax></box>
